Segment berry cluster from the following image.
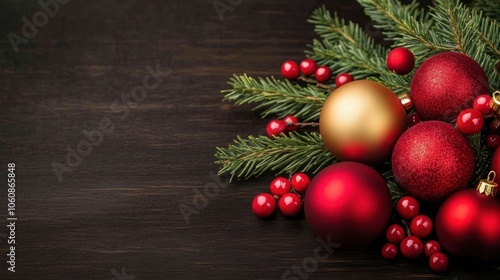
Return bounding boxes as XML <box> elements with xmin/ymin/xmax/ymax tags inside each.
<box><xmin>281</xmin><ymin>59</ymin><xmax>354</xmax><ymax>87</ymax></box>
<box><xmin>266</xmin><ymin>115</ymin><xmax>299</xmax><ymax>137</ymax></box>
<box><xmin>381</xmin><ymin>196</ymin><xmax>449</xmax><ymax>273</ymax></box>
<box><xmin>251</xmin><ymin>173</ymin><xmax>310</xmax><ymax>218</ymax></box>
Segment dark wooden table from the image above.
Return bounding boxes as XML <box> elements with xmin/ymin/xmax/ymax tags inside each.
<box><xmin>0</xmin><ymin>0</ymin><xmax>498</xmax><ymax>279</ymax></box>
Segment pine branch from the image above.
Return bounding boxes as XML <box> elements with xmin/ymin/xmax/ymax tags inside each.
<box><xmin>472</xmin><ymin>0</ymin><xmax>500</xmax><ymax>22</ymax></box>
<box><xmin>466</xmin><ymin>133</ymin><xmax>493</xmax><ymax>186</ymax></box>
<box><xmin>215</xmin><ymin>132</ymin><xmax>335</xmax><ymax>181</ymax></box>
<box><xmin>222</xmin><ymin>75</ymin><xmax>328</xmax><ymax>122</ymax></box>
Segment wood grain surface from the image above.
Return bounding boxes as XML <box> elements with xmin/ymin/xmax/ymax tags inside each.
<box><xmin>0</xmin><ymin>0</ymin><xmax>498</xmax><ymax>279</ymax></box>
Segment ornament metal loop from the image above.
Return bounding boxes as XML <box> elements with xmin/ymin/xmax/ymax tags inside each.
<box><xmin>489</xmin><ymin>91</ymin><xmax>500</xmax><ymax>115</ymax></box>
<box><xmin>397</xmin><ymin>93</ymin><xmax>413</xmax><ymax>111</ymax></box>
<box><xmin>476</xmin><ymin>170</ymin><xmax>498</xmax><ymax>197</ymax></box>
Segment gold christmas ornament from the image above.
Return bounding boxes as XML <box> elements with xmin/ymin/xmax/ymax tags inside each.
<box><xmin>397</xmin><ymin>92</ymin><xmax>413</xmax><ymax>111</ymax></box>
<box><xmin>319</xmin><ymin>80</ymin><xmax>407</xmax><ymax>164</ymax></box>
<box><xmin>476</xmin><ymin>171</ymin><xmax>498</xmax><ymax>197</ymax></box>
<box><xmin>489</xmin><ymin>91</ymin><xmax>500</xmax><ymax>115</ymax></box>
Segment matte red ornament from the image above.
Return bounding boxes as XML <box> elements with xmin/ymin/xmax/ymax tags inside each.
<box><xmin>304</xmin><ymin>162</ymin><xmax>392</xmax><ymax>248</ymax></box>
<box><xmin>387</xmin><ymin>47</ymin><xmax>415</xmax><ymax>75</ymax></box>
<box><xmin>436</xmin><ymin>188</ymin><xmax>500</xmax><ymax>259</ymax></box>
<box><xmin>410</xmin><ymin>52</ymin><xmax>489</xmax><ymax>121</ymax></box>
<box><xmin>490</xmin><ymin>148</ymin><xmax>500</xmax><ymax>182</ymax></box>
<box><xmin>392</xmin><ymin>121</ymin><xmax>475</xmax><ymax>202</ymax></box>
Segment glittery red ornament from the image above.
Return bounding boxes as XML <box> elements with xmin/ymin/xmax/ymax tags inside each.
<box><xmin>392</xmin><ymin>121</ymin><xmax>475</xmax><ymax>202</ymax></box>
<box><xmin>436</xmin><ymin>187</ymin><xmax>500</xmax><ymax>259</ymax></box>
<box><xmin>304</xmin><ymin>162</ymin><xmax>392</xmax><ymax>247</ymax></box>
<box><xmin>410</xmin><ymin>52</ymin><xmax>489</xmax><ymax>121</ymax></box>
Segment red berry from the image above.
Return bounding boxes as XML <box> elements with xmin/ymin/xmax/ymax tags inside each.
<box><xmin>457</xmin><ymin>108</ymin><xmax>484</xmax><ymax>135</ymax></box>
<box><xmin>290</xmin><ymin>172</ymin><xmax>310</xmax><ymax>193</ymax></box>
<box><xmin>283</xmin><ymin>115</ymin><xmax>299</xmax><ymax>132</ymax></box>
<box><xmin>251</xmin><ymin>193</ymin><xmax>276</xmax><ymax>218</ymax></box>
<box><xmin>335</xmin><ymin>72</ymin><xmax>354</xmax><ymax>88</ymax></box>
<box><xmin>300</xmin><ymin>58</ymin><xmax>317</xmax><ymax>76</ymax></box>
<box><xmin>428</xmin><ymin>252</ymin><xmax>449</xmax><ymax>273</ymax></box>
<box><xmin>266</xmin><ymin>120</ymin><xmax>287</xmax><ymax>137</ymax></box>
<box><xmin>399</xmin><ymin>236</ymin><xmax>424</xmax><ymax>259</ymax></box>
<box><xmin>315</xmin><ymin>66</ymin><xmax>332</xmax><ymax>83</ymax></box>
<box><xmin>381</xmin><ymin>243</ymin><xmax>398</xmax><ymax>259</ymax></box>
<box><xmin>385</xmin><ymin>224</ymin><xmax>405</xmax><ymax>244</ymax></box>
<box><xmin>410</xmin><ymin>215</ymin><xmax>433</xmax><ymax>238</ymax></box>
<box><xmin>489</xmin><ymin>119</ymin><xmax>500</xmax><ymax>133</ymax></box>
<box><xmin>281</xmin><ymin>60</ymin><xmax>300</xmax><ymax>80</ymax></box>
<box><xmin>396</xmin><ymin>196</ymin><xmax>420</xmax><ymax>220</ymax></box>
<box><xmin>424</xmin><ymin>240</ymin><xmax>441</xmax><ymax>257</ymax></box>
<box><xmin>387</xmin><ymin>47</ymin><xmax>415</xmax><ymax>75</ymax></box>
<box><xmin>269</xmin><ymin>177</ymin><xmax>291</xmax><ymax>197</ymax></box>
<box><xmin>473</xmin><ymin>94</ymin><xmax>492</xmax><ymax>115</ymax></box>
<box><xmin>486</xmin><ymin>134</ymin><xmax>500</xmax><ymax>150</ymax></box>
<box><xmin>278</xmin><ymin>193</ymin><xmax>302</xmax><ymax>217</ymax></box>
<box><xmin>407</xmin><ymin>113</ymin><xmax>422</xmax><ymax>127</ymax></box>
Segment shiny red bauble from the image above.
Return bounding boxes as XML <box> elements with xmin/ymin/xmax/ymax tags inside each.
<box><xmin>315</xmin><ymin>66</ymin><xmax>332</xmax><ymax>83</ymax></box>
<box><xmin>251</xmin><ymin>193</ymin><xmax>276</xmax><ymax>218</ymax></box>
<box><xmin>436</xmin><ymin>188</ymin><xmax>500</xmax><ymax>259</ymax></box>
<box><xmin>300</xmin><ymin>58</ymin><xmax>317</xmax><ymax>76</ymax></box>
<box><xmin>281</xmin><ymin>60</ymin><xmax>300</xmax><ymax>80</ymax></box>
<box><xmin>473</xmin><ymin>94</ymin><xmax>492</xmax><ymax>115</ymax></box>
<box><xmin>304</xmin><ymin>162</ymin><xmax>392</xmax><ymax>247</ymax></box>
<box><xmin>278</xmin><ymin>193</ymin><xmax>302</xmax><ymax>217</ymax></box>
<box><xmin>410</xmin><ymin>52</ymin><xmax>489</xmax><ymax>121</ymax></box>
<box><xmin>387</xmin><ymin>47</ymin><xmax>415</xmax><ymax>75</ymax></box>
<box><xmin>392</xmin><ymin>121</ymin><xmax>475</xmax><ymax>202</ymax></box>
<box><xmin>456</xmin><ymin>109</ymin><xmax>484</xmax><ymax>135</ymax></box>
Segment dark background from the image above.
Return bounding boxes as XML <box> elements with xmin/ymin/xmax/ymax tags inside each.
<box><xmin>0</xmin><ymin>0</ymin><xmax>498</xmax><ymax>279</ymax></box>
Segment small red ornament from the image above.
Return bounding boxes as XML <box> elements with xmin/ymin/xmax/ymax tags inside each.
<box><xmin>387</xmin><ymin>47</ymin><xmax>415</xmax><ymax>75</ymax></box>
<box><xmin>392</xmin><ymin>121</ymin><xmax>475</xmax><ymax>202</ymax></box>
<box><xmin>251</xmin><ymin>193</ymin><xmax>276</xmax><ymax>218</ymax></box>
<box><xmin>486</xmin><ymin>134</ymin><xmax>500</xmax><ymax>150</ymax></box>
<box><xmin>473</xmin><ymin>94</ymin><xmax>492</xmax><ymax>115</ymax></box>
<box><xmin>335</xmin><ymin>72</ymin><xmax>354</xmax><ymax>87</ymax></box>
<box><xmin>407</xmin><ymin>113</ymin><xmax>422</xmax><ymax>127</ymax></box>
<box><xmin>283</xmin><ymin>115</ymin><xmax>299</xmax><ymax>132</ymax></box>
<box><xmin>269</xmin><ymin>177</ymin><xmax>291</xmax><ymax>197</ymax></box>
<box><xmin>300</xmin><ymin>58</ymin><xmax>317</xmax><ymax>76</ymax></box>
<box><xmin>428</xmin><ymin>252</ymin><xmax>449</xmax><ymax>273</ymax></box>
<box><xmin>410</xmin><ymin>215</ymin><xmax>433</xmax><ymax>238</ymax></box>
<box><xmin>386</xmin><ymin>224</ymin><xmax>405</xmax><ymax>244</ymax></box>
<box><xmin>381</xmin><ymin>243</ymin><xmax>398</xmax><ymax>259</ymax></box>
<box><xmin>290</xmin><ymin>172</ymin><xmax>310</xmax><ymax>193</ymax></box>
<box><xmin>278</xmin><ymin>193</ymin><xmax>302</xmax><ymax>217</ymax></box>
<box><xmin>424</xmin><ymin>240</ymin><xmax>441</xmax><ymax>257</ymax></box>
<box><xmin>410</xmin><ymin>52</ymin><xmax>489</xmax><ymax>121</ymax></box>
<box><xmin>304</xmin><ymin>162</ymin><xmax>392</xmax><ymax>247</ymax></box>
<box><xmin>266</xmin><ymin>119</ymin><xmax>287</xmax><ymax>137</ymax></box>
<box><xmin>281</xmin><ymin>60</ymin><xmax>300</xmax><ymax>80</ymax></box>
<box><xmin>456</xmin><ymin>108</ymin><xmax>484</xmax><ymax>135</ymax></box>
<box><xmin>436</xmin><ymin>172</ymin><xmax>500</xmax><ymax>259</ymax></box>
<box><xmin>400</xmin><ymin>236</ymin><xmax>424</xmax><ymax>259</ymax></box>
<box><xmin>315</xmin><ymin>66</ymin><xmax>332</xmax><ymax>83</ymax></box>
<box><xmin>396</xmin><ymin>196</ymin><xmax>420</xmax><ymax>220</ymax></box>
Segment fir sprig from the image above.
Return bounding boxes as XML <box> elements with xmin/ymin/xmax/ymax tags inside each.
<box><xmin>222</xmin><ymin>74</ymin><xmax>328</xmax><ymax>122</ymax></box>
<box><xmin>215</xmin><ymin>132</ymin><xmax>335</xmax><ymax>180</ymax></box>
<box><xmin>473</xmin><ymin>0</ymin><xmax>500</xmax><ymax>22</ymax></box>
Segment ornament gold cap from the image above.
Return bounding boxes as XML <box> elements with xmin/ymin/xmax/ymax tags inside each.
<box><xmin>398</xmin><ymin>93</ymin><xmax>413</xmax><ymax>111</ymax></box>
<box><xmin>489</xmin><ymin>91</ymin><xmax>500</xmax><ymax>114</ymax></box>
<box><xmin>476</xmin><ymin>171</ymin><xmax>498</xmax><ymax>197</ymax></box>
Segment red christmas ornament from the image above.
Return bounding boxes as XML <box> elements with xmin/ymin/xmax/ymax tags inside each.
<box><xmin>392</xmin><ymin>121</ymin><xmax>475</xmax><ymax>202</ymax></box>
<box><xmin>410</xmin><ymin>52</ymin><xmax>489</xmax><ymax>121</ymax></box>
<box><xmin>436</xmin><ymin>173</ymin><xmax>500</xmax><ymax>259</ymax></box>
<box><xmin>304</xmin><ymin>162</ymin><xmax>392</xmax><ymax>248</ymax></box>
<box><xmin>387</xmin><ymin>47</ymin><xmax>415</xmax><ymax>75</ymax></box>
